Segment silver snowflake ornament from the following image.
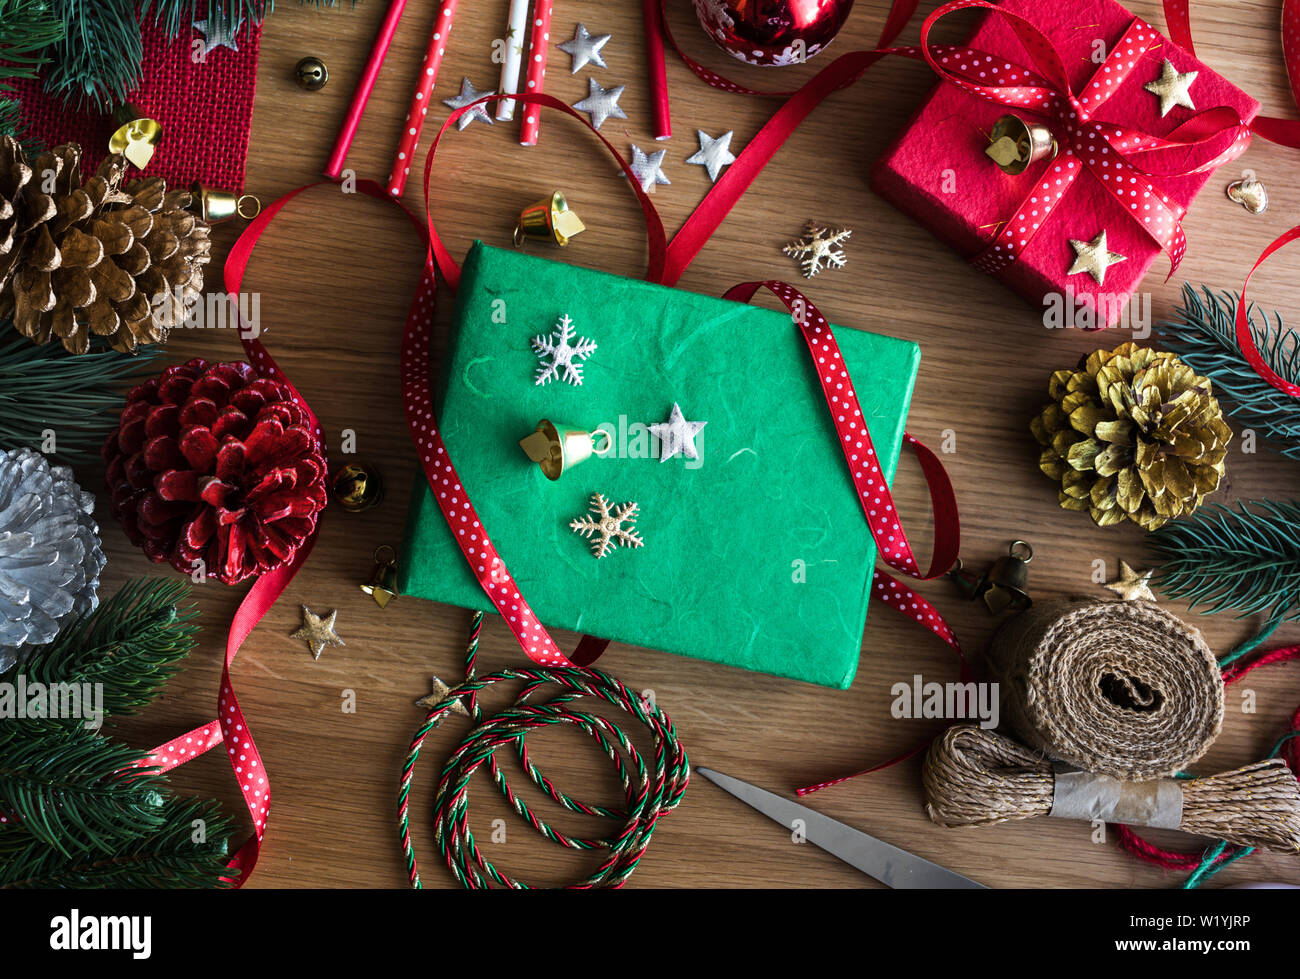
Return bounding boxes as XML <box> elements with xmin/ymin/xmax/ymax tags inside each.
<box><xmin>686</xmin><ymin>129</ymin><xmax>736</xmax><ymax>183</ymax></box>
<box><xmin>628</xmin><ymin>143</ymin><xmax>670</xmax><ymax>193</ymax></box>
<box><xmin>569</xmin><ymin>494</ymin><xmax>644</xmax><ymax>559</ymax></box>
<box><xmin>443</xmin><ymin>77</ymin><xmax>496</xmax><ymax>130</ymax></box>
<box><xmin>531</xmin><ymin>313</ymin><xmax>597</xmax><ymax>386</ymax></box>
<box><xmin>0</xmin><ymin>448</ymin><xmax>104</xmax><ymax>673</ymax></box>
<box><xmin>573</xmin><ymin>77</ymin><xmax>627</xmax><ymax>130</ymax></box>
<box><xmin>783</xmin><ymin>221</ymin><xmax>852</xmax><ymax>278</ymax></box>
<box><xmin>649</xmin><ymin>403</ymin><xmax>707</xmax><ymax>462</ymax></box>
<box><xmin>559</xmin><ymin>23</ymin><xmax>612</xmax><ymax>74</ymax></box>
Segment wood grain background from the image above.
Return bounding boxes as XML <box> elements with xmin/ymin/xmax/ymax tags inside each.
<box><xmin>95</xmin><ymin>0</ymin><xmax>1300</xmax><ymax>888</ymax></box>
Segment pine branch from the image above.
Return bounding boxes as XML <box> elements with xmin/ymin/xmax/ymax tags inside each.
<box><xmin>40</xmin><ymin>0</ymin><xmax>143</xmax><ymax>109</ymax></box>
<box><xmin>0</xmin><ymin>319</ymin><xmax>162</xmax><ymax>465</ymax></box>
<box><xmin>18</xmin><ymin>579</ymin><xmax>198</xmax><ymax>718</ymax></box>
<box><xmin>140</xmin><ymin>0</ymin><xmax>360</xmax><ymax>38</ymax></box>
<box><xmin>0</xmin><ymin>725</ymin><xmax>168</xmax><ymax>856</ymax></box>
<box><xmin>1151</xmin><ymin>499</ymin><xmax>1300</xmax><ymax>621</ymax></box>
<box><xmin>0</xmin><ymin>796</ymin><xmax>235</xmax><ymax>888</ymax></box>
<box><xmin>1157</xmin><ymin>285</ymin><xmax>1300</xmax><ymax>460</ymax></box>
<box><xmin>0</xmin><ymin>0</ymin><xmax>65</xmax><ymax>86</ymax></box>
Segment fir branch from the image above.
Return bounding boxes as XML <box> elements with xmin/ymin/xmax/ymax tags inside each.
<box><xmin>0</xmin><ymin>724</ymin><xmax>168</xmax><ymax>856</ymax></box>
<box><xmin>141</xmin><ymin>0</ymin><xmax>360</xmax><ymax>38</ymax></box>
<box><xmin>1157</xmin><ymin>285</ymin><xmax>1300</xmax><ymax>460</ymax></box>
<box><xmin>19</xmin><ymin>579</ymin><xmax>198</xmax><ymax>718</ymax></box>
<box><xmin>1151</xmin><ymin>499</ymin><xmax>1300</xmax><ymax>621</ymax></box>
<box><xmin>40</xmin><ymin>0</ymin><xmax>143</xmax><ymax>110</ymax></box>
<box><xmin>0</xmin><ymin>319</ymin><xmax>162</xmax><ymax>465</ymax></box>
<box><xmin>0</xmin><ymin>796</ymin><xmax>235</xmax><ymax>888</ymax></box>
<box><xmin>0</xmin><ymin>0</ymin><xmax>65</xmax><ymax>86</ymax></box>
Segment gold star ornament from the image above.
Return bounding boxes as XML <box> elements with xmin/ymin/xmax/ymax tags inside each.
<box><xmin>1103</xmin><ymin>560</ymin><xmax>1157</xmax><ymax>602</ymax></box>
<box><xmin>1144</xmin><ymin>59</ymin><xmax>1198</xmax><ymax>117</ymax></box>
<box><xmin>290</xmin><ymin>605</ymin><xmax>345</xmax><ymax>660</ymax></box>
<box><xmin>415</xmin><ymin>676</ymin><xmax>471</xmax><ymax>720</ymax></box>
<box><xmin>1068</xmin><ymin>230</ymin><xmax>1127</xmax><ymax>285</ymax></box>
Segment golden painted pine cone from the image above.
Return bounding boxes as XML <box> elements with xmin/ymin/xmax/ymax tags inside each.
<box><xmin>1030</xmin><ymin>342</ymin><xmax>1230</xmax><ymax>531</ymax></box>
<box><xmin>0</xmin><ymin>137</ymin><xmax>211</xmax><ymax>355</ymax></box>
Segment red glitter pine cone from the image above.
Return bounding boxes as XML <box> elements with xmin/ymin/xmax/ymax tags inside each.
<box><xmin>103</xmin><ymin>358</ymin><xmax>328</xmax><ymax>584</ymax></box>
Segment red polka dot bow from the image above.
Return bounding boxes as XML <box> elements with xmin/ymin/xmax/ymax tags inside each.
<box><xmin>920</xmin><ymin>0</ymin><xmax>1251</xmax><ymax>278</ymax></box>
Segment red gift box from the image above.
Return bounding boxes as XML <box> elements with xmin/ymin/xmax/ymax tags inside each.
<box><xmin>872</xmin><ymin>0</ymin><xmax>1259</xmax><ymax>328</ymax></box>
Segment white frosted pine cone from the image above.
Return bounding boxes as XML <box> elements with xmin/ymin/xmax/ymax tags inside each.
<box><xmin>0</xmin><ymin>447</ymin><xmax>105</xmax><ymax>672</ymax></box>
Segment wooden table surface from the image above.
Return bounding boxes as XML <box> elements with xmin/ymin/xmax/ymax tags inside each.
<box><xmin>98</xmin><ymin>0</ymin><xmax>1300</xmax><ymax>888</ymax></box>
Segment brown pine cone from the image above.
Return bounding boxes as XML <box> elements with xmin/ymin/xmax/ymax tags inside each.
<box><xmin>0</xmin><ymin>137</ymin><xmax>212</xmax><ymax>355</ymax></box>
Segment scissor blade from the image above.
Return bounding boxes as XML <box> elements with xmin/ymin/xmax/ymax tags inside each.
<box><xmin>697</xmin><ymin>767</ymin><xmax>987</xmax><ymax>889</ymax></box>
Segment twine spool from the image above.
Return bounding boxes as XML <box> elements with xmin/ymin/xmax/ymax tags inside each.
<box><xmin>923</xmin><ymin>726</ymin><xmax>1300</xmax><ymax>853</ymax></box>
<box><xmin>985</xmin><ymin>599</ymin><xmax>1224</xmax><ymax>780</ymax></box>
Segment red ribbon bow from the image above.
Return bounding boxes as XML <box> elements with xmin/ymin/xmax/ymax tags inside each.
<box><xmin>918</xmin><ymin>0</ymin><xmax>1251</xmax><ymax>278</ymax></box>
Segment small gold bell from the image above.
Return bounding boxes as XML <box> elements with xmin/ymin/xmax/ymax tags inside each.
<box><xmin>982</xmin><ymin>540</ymin><xmax>1034</xmax><ymax>614</ymax></box>
<box><xmin>295</xmin><ymin>56</ymin><xmax>329</xmax><ymax>91</ymax></box>
<box><xmin>513</xmin><ymin>191</ymin><xmax>586</xmax><ymax>247</ymax></box>
<box><xmin>519</xmin><ymin>419</ymin><xmax>611</xmax><ymax>480</ymax></box>
<box><xmin>1226</xmin><ymin>176</ymin><xmax>1268</xmax><ymax>214</ymax></box>
<box><xmin>186</xmin><ymin>182</ymin><xmax>262</xmax><ymax>225</ymax></box>
<box><xmin>360</xmin><ymin>546</ymin><xmax>400</xmax><ymax>608</ymax></box>
<box><xmin>985</xmin><ymin>114</ymin><xmax>1057</xmax><ymax>175</ymax></box>
<box><xmin>332</xmin><ymin>461</ymin><xmax>384</xmax><ymax>512</ymax></box>
<box><xmin>107</xmin><ymin>103</ymin><xmax>163</xmax><ymax>170</ymax></box>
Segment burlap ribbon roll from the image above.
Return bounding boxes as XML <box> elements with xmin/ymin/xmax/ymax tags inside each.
<box><xmin>985</xmin><ymin>599</ymin><xmax>1224</xmax><ymax>780</ymax></box>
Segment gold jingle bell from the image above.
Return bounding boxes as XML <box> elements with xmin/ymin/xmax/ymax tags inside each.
<box><xmin>331</xmin><ymin>461</ymin><xmax>384</xmax><ymax>512</ymax></box>
<box><xmin>982</xmin><ymin>540</ymin><xmax>1034</xmax><ymax>614</ymax></box>
<box><xmin>187</xmin><ymin>182</ymin><xmax>262</xmax><ymax>225</ymax></box>
<box><xmin>360</xmin><ymin>546</ymin><xmax>400</xmax><ymax>608</ymax></box>
<box><xmin>295</xmin><ymin>56</ymin><xmax>329</xmax><ymax>91</ymax></box>
<box><xmin>519</xmin><ymin>419</ymin><xmax>611</xmax><ymax>480</ymax></box>
<box><xmin>985</xmin><ymin>114</ymin><xmax>1057</xmax><ymax>175</ymax></box>
<box><xmin>513</xmin><ymin>191</ymin><xmax>586</xmax><ymax>247</ymax></box>
<box><xmin>107</xmin><ymin>103</ymin><xmax>163</xmax><ymax>170</ymax></box>
<box><xmin>1226</xmin><ymin>176</ymin><xmax>1268</xmax><ymax>214</ymax></box>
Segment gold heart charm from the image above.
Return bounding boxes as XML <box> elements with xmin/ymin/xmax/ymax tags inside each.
<box><xmin>1226</xmin><ymin>177</ymin><xmax>1268</xmax><ymax>214</ymax></box>
<box><xmin>985</xmin><ymin>135</ymin><xmax>1022</xmax><ymax>168</ymax></box>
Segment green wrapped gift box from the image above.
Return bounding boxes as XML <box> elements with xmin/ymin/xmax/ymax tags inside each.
<box><xmin>399</xmin><ymin>242</ymin><xmax>920</xmax><ymax>688</ymax></box>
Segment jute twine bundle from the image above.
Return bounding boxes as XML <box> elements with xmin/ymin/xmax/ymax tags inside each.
<box><xmin>923</xmin><ymin>726</ymin><xmax>1300</xmax><ymax>852</ymax></box>
<box><xmin>985</xmin><ymin>598</ymin><xmax>1224</xmax><ymax>780</ymax></box>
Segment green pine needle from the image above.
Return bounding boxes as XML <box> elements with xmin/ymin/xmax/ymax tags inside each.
<box><xmin>141</xmin><ymin>0</ymin><xmax>359</xmax><ymax>37</ymax></box>
<box><xmin>18</xmin><ymin>578</ymin><xmax>199</xmax><ymax>718</ymax></box>
<box><xmin>0</xmin><ymin>796</ymin><xmax>236</xmax><ymax>888</ymax></box>
<box><xmin>1157</xmin><ymin>285</ymin><xmax>1300</xmax><ymax>460</ymax></box>
<box><xmin>40</xmin><ymin>0</ymin><xmax>143</xmax><ymax>109</ymax></box>
<box><xmin>0</xmin><ymin>724</ymin><xmax>169</xmax><ymax>857</ymax></box>
<box><xmin>0</xmin><ymin>0</ymin><xmax>65</xmax><ymax>86</ymax></box>
<box><xmin>0</xmin><ymin>319</ymin><xmax>162</xmax><ymax>465</ymax></box>
<box><xmin>1151</xmin><ymin>499</ymin><xmax>1300</xmax><ymax>621</ymax></box>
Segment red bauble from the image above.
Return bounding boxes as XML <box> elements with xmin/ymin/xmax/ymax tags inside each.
<box><xmin>691</xmin><ymin>0</ymin><xmax>855</xmax><ymax>66</ymax></box>
<box><xmin>103</xmin><ymin>358</ymin><xmax>329</xmax><ymax>585</ymax></box>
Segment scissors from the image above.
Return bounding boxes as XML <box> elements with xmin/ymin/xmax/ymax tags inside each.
<box><xmin>697</xmin><ymin>768</ymin><xmax>988</xmax><ymax>889</ymax></box>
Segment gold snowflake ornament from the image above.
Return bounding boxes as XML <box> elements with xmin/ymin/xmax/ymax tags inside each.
<box><xmin>569</xmin><ymin>493</ymin><xmax>644</xmax><ymax>559</ymax></box>
<box><xmin>783</xmin><ymin>221</ymin><xmax>851</xmax><ymax>278</ymax></box>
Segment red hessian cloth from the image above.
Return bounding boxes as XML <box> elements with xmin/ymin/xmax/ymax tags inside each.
<box><xmin>11</xmin><ymin>19</ymin><xmax>261</xmax><ymax>193</ymax></box>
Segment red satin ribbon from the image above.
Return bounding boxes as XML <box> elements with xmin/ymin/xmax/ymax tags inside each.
<box><xmin>1234</xmin><ymin>224</ymin><xmax>1300</xmax><ymax>398</ymax></box>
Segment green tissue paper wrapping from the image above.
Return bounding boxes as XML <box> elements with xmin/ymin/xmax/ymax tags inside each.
<box><xmin>399</xmin><ymin>242</ymin><xmax>920</xmax><ymax>688</ymax></box>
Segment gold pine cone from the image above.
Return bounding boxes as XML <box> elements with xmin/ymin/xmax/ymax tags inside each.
<box><xmin>0</xmin><ymin>137</ymin><xmax>212</xmax><ymax>355</ymax></box>
<box><xmin>1030</xmin><ymin>342</ymin><xmax>1231</xmax><ymax>531</ymax></box>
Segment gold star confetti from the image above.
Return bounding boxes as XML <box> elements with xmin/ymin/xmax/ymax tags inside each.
<box><xmin>1104</xmin><ymin>561</ymin><xmax>1157</xmax><ymax>602</ymax></box>
<box><xmin>290</xmin><ymin>605</ymin><xmax>345</xmax><ymax>660</ymax></box>
<box><xmin>1144</xmin><ymin>58</ymin><xmax>1198</xmax><ymax>117</ymax></box>
<box><xmin>1068</xmin><ymin>230</ymin><xmax>1127</xmax><ymax>285</ymax></box>
<box><xmin>415</xmin><ymin>676</ymin><xmax>470</xmax><ymax>719</ymax></box>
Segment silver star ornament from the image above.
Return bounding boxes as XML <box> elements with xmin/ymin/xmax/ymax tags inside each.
<box><xmin>629</xmin><ymin>144</ymin><xmax>670</xmax><ymax>193</ymax></box>
<box><xmin>443</xmin><ymin>77</ymin><xmax>496</xmax><ymax>130</ymax></box>
<box><xmin>573</xmin><ymin>77</ymin><xmax>627</xmax><ymax>130</ymax></box>
<box><xmin>194</xmin><ymin>12</ymin><xmax>241</xmax><ymax>55</ymax></box>
<box><xmin>650</xmin><ymin>403</ymin><xmax>706</xmax><ymax>462</ymax></box>
<box><xmin>686</xmin><ymin>129</ymin><xmax>736</xmax><ymax>183</ymax></box>
<box><xmin>559</xmin><ymin>23</ymin><xmax>612</xmax><ymax>73</ymax></box>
